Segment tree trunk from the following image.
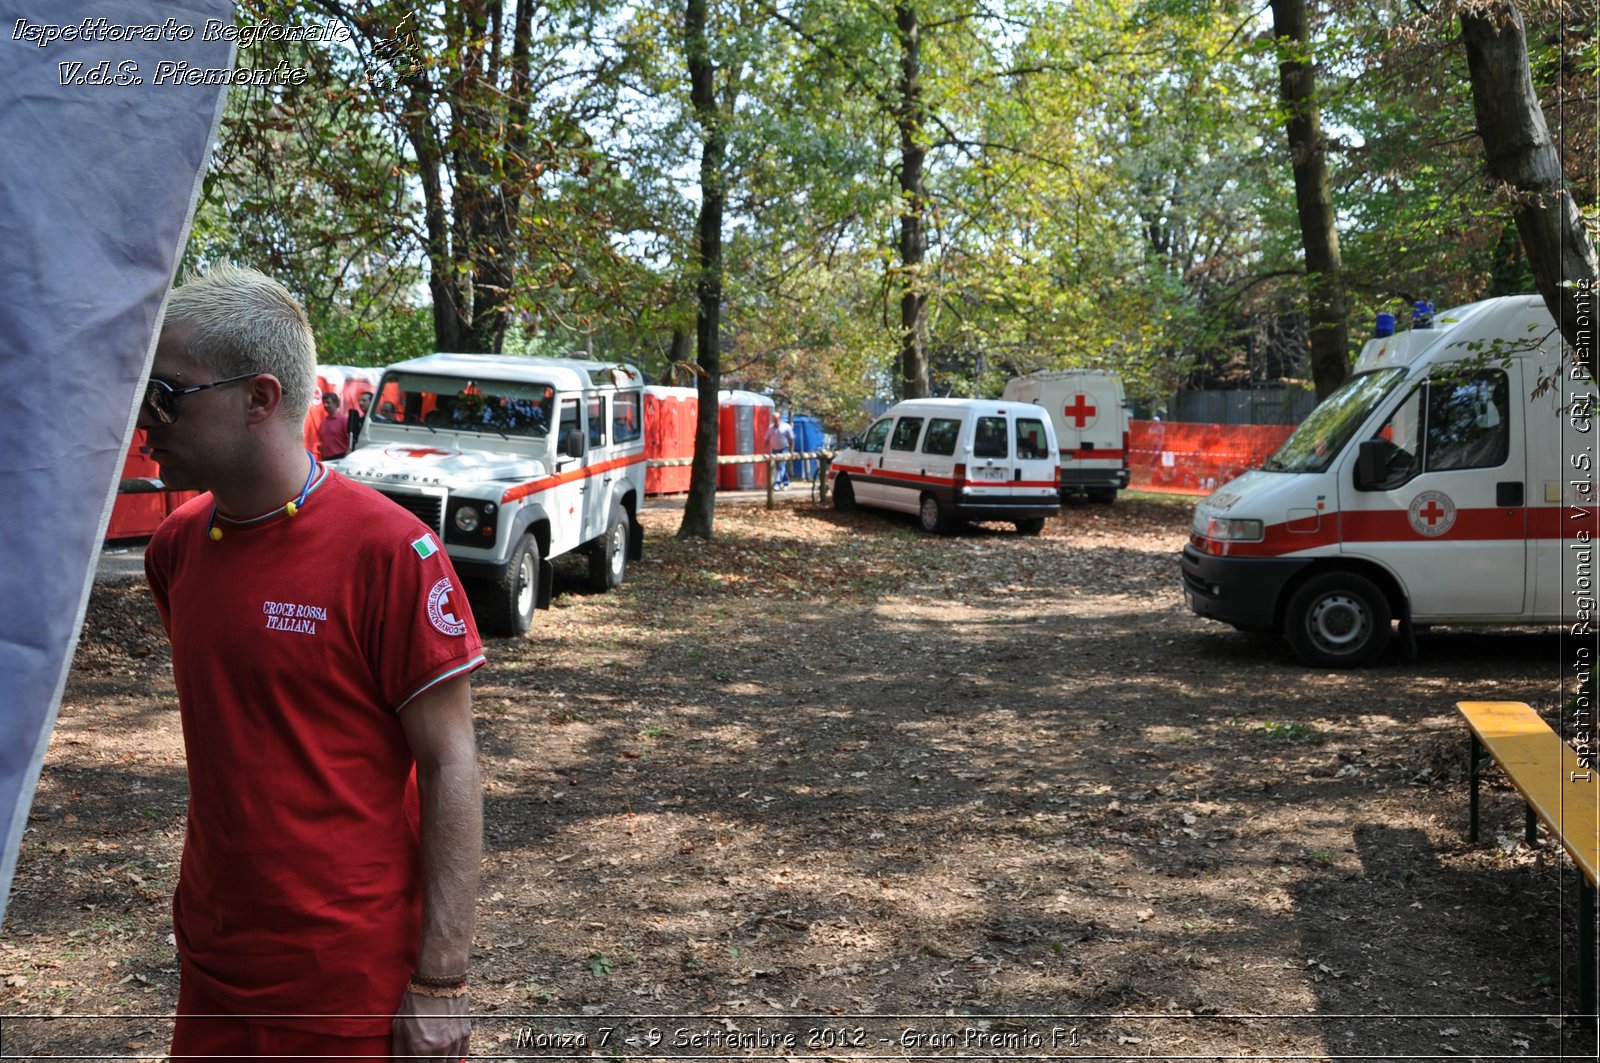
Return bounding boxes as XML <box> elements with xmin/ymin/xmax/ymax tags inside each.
<box><xmin>679</xmin><ymin>0</ymin><xmax>725</xmax><ymax>539</ymax></box>
<box><xmin>895</xmin><ymin>1</ymin><xmax>930</xmax><ymax>400</ymax></box>
<box><xmin>1461</xmin><ymin>0</ymin><xmax>1598</xmax><ymax>370</ymax></box>
<box><xmin>1271</xmin><ymin>0</ymin><xmax>1349</xmax><ymax>400</ymax></box>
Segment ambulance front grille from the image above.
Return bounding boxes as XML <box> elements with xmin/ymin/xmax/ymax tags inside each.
<box><xmin>377</xmin><ymin>491</ymin><xmax>443</xmax><ymax>533</ymax></box>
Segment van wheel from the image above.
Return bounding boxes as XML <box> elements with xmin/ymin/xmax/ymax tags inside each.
<box><xmin>833</xmin><ymin>475</ymin><xmax>856</xmax><ymax>511</ymax></box>
<box><xmin>587</xmin><ymin>509</ymin><xmax>628</xmax><ymax>590</ymax></box>
<box><xmin>1014</xmin><ymin>517</ymin><xmax>1046</xmax><ymax>536</ymax></box>
<box><xmin>482</xmin><ymin>533</ymin><xmax>539</xmax><ymax>637</ymax></box>
<box><xmin>919</xmin><ymin>494</ymin><xmax>952</xmax><ymax>534</ymax></box>
<box><xmin>1284</xmin><ymin>572</ymin><xmax>1392</xmax><ymax>667</ymax></box>
<box><xmin>1088</xmin><ymin>487</ymin><xmax>1117</xmax><ymax>503</ymax></box>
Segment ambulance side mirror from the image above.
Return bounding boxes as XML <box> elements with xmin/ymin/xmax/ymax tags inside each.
<box><xmin>1354</xmin><ymin>439</ymin><xmax>1383</xmax><ymax>491</ymax></box>
<box><xmin>560</xmin><ymin>428</ymin><xmax>586</xmax><ymax>458</ymax></box>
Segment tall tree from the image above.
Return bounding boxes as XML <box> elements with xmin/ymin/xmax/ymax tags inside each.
<box><xmin>1272</xmin><ymin>0</ymin><xmax>1350</xmax><ymax>399</ymax></box>
<box><xmin>1460</xmin><ymin>0</ymin><xmax>1598</xmax><ymax>365</ymax></box>
<box><xmin>679</xmin><ymin>0</ymin><xmax>733</xmax><ymax>538</ymax></box>
<box><xmin>895</xmin><ymin>1</ymin><xmax>931</xmax><ymax>398</ymax></box>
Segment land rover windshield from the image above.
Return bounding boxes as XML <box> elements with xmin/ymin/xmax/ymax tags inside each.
<box><xmin>1259</xmin><ymin>368</ymin><xmax>1408</xmax><ymax>474</ymax></box>
<box><xmin>371</xmin><ymin>372</ymin><xmax>556</xmax><ymax>438</ymax></box>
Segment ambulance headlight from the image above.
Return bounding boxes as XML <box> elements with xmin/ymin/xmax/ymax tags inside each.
<box><xmin>453</xmin><ymin>505</ymin><xmax>482</xmax><ymax>534</ymax></box>
<box><xmin>1199</xmin><ymin>515</ymin><xmax>1264</xmax><ymax>542</ymax></box>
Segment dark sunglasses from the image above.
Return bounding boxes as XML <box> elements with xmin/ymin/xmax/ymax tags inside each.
<box><xmin>143</xmin><ymin>373</ymin><xmax>258</xmax><ymax>425</ymax></box>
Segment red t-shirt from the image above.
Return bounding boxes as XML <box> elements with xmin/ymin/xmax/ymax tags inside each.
<box><xmin>145</xmin><ymin>468</ymin><xmax>485</xmax><ymax>1035</ymax></box>
<box><xmin>317</xmin><ymin>411</ymin><xmax>349</xmax><ymax>459</ymax></box>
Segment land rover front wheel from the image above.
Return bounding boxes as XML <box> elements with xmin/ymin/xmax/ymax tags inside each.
<box><xmin>483</xmin><ymin>532</ymin><xmax>539</xmax><ymax>637</ymax></box>
<box><xmin>587</xmin><ymin>509</ymin><xmax>628</xmax><ymax>590</ymax></box>
<box><xmin>1284</xmin><ymin>572</ymin><xmax>1392</xmax><ymax>667</ymax></box>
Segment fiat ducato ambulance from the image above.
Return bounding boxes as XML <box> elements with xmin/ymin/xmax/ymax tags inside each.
<box><xmin>828</xmin><ymin>398</ymin><xmax>1061</xmax><ymax>534</ymax></box>
<box><xmin>1002</xmin><ymin>370</ymin><xmax>1131</xmax><ymax>502</ymax></box>
<box><xmin>1182</xmin><ymin>294</ymin><xmax>1590</xmax><ymax>666</ymax></box>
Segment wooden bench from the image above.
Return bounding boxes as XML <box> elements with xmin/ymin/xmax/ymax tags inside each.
<box><xmin>1458</xmin><ymin>700</ymin><xmax>1599</xmax><ymax>1015</ymax></box>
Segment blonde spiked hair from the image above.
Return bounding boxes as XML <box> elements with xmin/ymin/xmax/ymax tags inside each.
<box><xmin>163</xmin><ymin>263</ymin><xmax>317</xmax><ymax>417</ymax></box>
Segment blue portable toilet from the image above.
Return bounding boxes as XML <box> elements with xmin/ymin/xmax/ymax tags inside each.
<box><xmin>791</xmin><ymin>415</ymin><xmax>823</xmax><ymax>479</ymax></box>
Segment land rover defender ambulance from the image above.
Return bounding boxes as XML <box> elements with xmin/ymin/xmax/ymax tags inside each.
<box><xmin>1002</xmin><ymin>369</ymin><xmax>1131</xmax><ymax>502</ymax></box>
<box><xmin>828</xmin><ymin>398</ymin><xmax>1061</xmax><ymax>534</ymax></box>
<box><xmin>338</xmin><ymin>353</ymin><xmax>646</xmax><ymax>637</ymax></box>
<box><xmin>1182</xmin><ymin>294</ymin><xmax>1590</xmax><ymax>666</ymax></box>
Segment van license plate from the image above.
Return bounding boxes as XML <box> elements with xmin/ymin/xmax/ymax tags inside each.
<box><xmin>973</xmin><ymin>467</ymin><xmax>1005</xmax><ymax>480</ymax></box>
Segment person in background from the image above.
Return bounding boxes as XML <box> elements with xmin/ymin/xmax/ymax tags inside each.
<box><xmin>318</xmin><ymin>391</ymin><xmax>349</xmax><ymax>461</ymax></box>
<box><xmin>347</xmin><ymin>391</ymin><xmax>373</xmax><ymax>450</ymax></box>
<box><xmin>136</xmin><ymin>263</ymin><xmax>484</xmax><ymax>1062</ymax></box>
<box><xmin>767</xmin><ymin>413</ymin><xmax>795</xmax><ymax>490</ymax></box>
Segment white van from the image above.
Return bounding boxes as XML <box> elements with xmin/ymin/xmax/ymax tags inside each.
<box><xmin>338</xmin><ymin>353</ymin><xmax>646</xmax><ymax>636</ymax></box>
<box><xmin>1002</xmin><ymin>369</ymin><xmax>1130</xmax><ymax>502</ymax></box>
<box><xmin>1182</xmin><ymin>295</ymin><xmax>1586</xmax><ymax>666</ymax></box>
<box><xmin>829</xmin><ymin>398</ymin><xmax>1061</xmax><ymax>534</ymax></box>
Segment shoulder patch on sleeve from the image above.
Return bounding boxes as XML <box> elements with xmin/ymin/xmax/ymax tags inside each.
<box><xmin>411</xmin><ymin>533</ymin><xmax>439</xmax><ymax>560</ymax></box>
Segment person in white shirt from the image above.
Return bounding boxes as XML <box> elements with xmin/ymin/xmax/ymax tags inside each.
<box><xmin>767</xmin><ymin>415</ymin><xmax>795</xmax><ymax>489</ymax></box>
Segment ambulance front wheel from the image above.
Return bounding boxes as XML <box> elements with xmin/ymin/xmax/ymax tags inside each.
<box><xmin>484</xmin><ymin>532</ymin><xmax>539</xmax><ymax>637</ymax></box>
<box><xmin>1014</xmin><ymin>517</ymin><xmax>1046</xmax><ymax>536</ymax></box>
<box><xmin>1284</xmin><ymin>572</ymin><xmax>1392</xmax><ymax>667</ymax></box>
<box><xmin>833</xmin><ymin>475</ymin><xmax>856</xmax><ymax>511</ymax></box>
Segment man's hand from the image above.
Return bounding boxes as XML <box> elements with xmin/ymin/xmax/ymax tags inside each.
<box><xmin>392</xmin><ymin>988</ymin><xmax>470</xmax><ymax>1061</ymax></box>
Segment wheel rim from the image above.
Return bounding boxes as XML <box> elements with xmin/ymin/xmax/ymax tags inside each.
<box><xmin>1305</xmin><ymin>592</ymin><xmax>1369</xmax><ymax>655</ymax></box>
<box><xmin>609</xmin><ymin>521</ymin><xmax>626</xmax><ymax>579</ymax></box>
<box><xmin>515</xmin><ymin>550</ymin><xmax>536</xmax><ymax>617</ymax></box>
<box><xmin>920</xmin><ymin>497</ymin><xmax>939</xmax><ymax>529</ymax></box>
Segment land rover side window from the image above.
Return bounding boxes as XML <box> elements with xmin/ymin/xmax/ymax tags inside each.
<box><xmin>558</xmin><ymin>398</ymin><xmax>581</xmax><ymax>455</ymax></box>
<box><xmin>587</xmin><ymin>397</ymin><xmax>606</xmax><ymax>447</ymax></box>
<box><xmin>860</xmin><ymin>418</ymin><xmax>892</xmax><ymax>454</ymax></box>
<box><xmin>922</xmin><ymin>418</ymin><xmax>961</xmax><ymax>456</ymax></box>
<box><xmin>613</xmin><ymin>390</ymin><xmax>642</xmax><ymax>443</ymax></box>
<box><xmin>974</xmin><ymin>416</ymin><xmax>1009</xmax><ymax>458</ymax></box>
<box><xmin>1016</xmin><ymin>418</ymin><xmax>1049</xmax><ymax>459</ymax></box>
<box><xmin>890</xmin><ymin>416</ymin><xmax>924</xmax><ymax>451</ymax></box>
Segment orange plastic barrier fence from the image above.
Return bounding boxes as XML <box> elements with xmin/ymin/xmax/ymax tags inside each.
<box><xmin>1128</xmin><ymin>419</ymin><xmax>1296</xmax><ymax>496</ymax></box>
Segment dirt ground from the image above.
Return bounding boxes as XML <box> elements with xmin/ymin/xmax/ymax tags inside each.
<box><xmin>1</xmin><ymin>493</ymin><xmax>1594</xmax><ymax>1060</ymax></box>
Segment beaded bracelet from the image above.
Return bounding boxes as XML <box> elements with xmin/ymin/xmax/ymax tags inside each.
<box><xmin>407</xmin><ymin>979</ymin><xmax>469</xmax><ymax>999</ymax></box>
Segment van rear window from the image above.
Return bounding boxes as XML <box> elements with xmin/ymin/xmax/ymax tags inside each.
<box><xmin>974</xmin><ymin>416</ymin><xmax>1009</xmax><ymax>458</ymax></box>
<box><xmin>922</xmin><ymin>418</ymin><xmax>960</xmax><ymax>456</ymax></box>
<box><xmin>1017</xmin><ymin>418</ymin><xmax>1048</xmax><ymax>459</ymax></box>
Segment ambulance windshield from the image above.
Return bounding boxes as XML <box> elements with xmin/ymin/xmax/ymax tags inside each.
<box><xmin>1260</xmin><ymin>368</ymin><xmax>1408</xmax><ymax>474</ymax></box>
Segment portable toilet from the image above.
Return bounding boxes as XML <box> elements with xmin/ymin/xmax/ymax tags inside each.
<box><xmin>644</xmin><ymin>385</ymin><xmax>699</xmax><ymax>494</ymax></box>
<box><xmin>718</xmin><ymin>390</ymin><xmax>774</xmax><ymax>489</ymax></box>
<box><xmin>790</xmin><ymin>415</ymin><xmax>823</xmax><ymax>480</ymax></box>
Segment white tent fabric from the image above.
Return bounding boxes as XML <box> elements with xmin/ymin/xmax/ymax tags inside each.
<box><xmin>0</xmin><ymin>0</ymin><xmax>235</xmax><ymax>924</ymax></box>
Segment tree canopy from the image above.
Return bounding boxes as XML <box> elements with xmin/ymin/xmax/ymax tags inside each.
<box><xmin>188</xmin><ymin>0</ymin><xmax>1598</xmax><ymax>421</ymax></box>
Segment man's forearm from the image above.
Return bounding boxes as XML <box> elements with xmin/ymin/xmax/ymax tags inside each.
<box><xmin>415</xmin><ymin>757</ymin><xmax>482</xmax><ymax>977</ymax></box>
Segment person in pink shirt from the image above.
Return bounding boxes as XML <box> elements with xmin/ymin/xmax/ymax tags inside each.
<box><xmin>318</xmin><ymin>391</ymin><xmax>349</xmax><ymax>460</ymax></box>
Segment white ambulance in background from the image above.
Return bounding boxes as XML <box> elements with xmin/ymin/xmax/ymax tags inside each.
<box><xmin>1182</xmin><ymin>294</ymin><xmax>1588</xmax><ymax>666</ymax></box>
<box><xmin>1002</xmin><ymin>370</ymin><xmax>1130</xmax><ymax>502</ymax></box>
<box><xmin>829</xmin><ymin>398</ymin><xmax>1061</xmax><ymax>534</ymax></box>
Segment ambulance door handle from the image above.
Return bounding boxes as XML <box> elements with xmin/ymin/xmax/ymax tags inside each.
<box><xmin>1496</xmin><ymin>481</ymin><xmax>1523</xmax><ymax>507</ymax></box>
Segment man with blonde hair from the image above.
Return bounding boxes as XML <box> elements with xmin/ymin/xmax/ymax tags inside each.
<box><xmin>138</xmin><ymin>263</ymin><xmax>484</xmax><ymax>1061</ymax></box>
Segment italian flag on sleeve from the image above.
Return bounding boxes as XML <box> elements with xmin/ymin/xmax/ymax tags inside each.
<box><xmin>411</xmin><ymin>534</ymin><xmax>439</xmax><ymax>560</ymax></box>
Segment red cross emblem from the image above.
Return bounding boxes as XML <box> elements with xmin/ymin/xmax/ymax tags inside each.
<box><xmin>1063</xmin><ymin>394</ymin><xmax>1097</xmax><ymax>428</ymax></box>
<box><xmin>1407</xmin><ymin>491</ymin><xmax>1455</xmax><ymax>537</ymax></box>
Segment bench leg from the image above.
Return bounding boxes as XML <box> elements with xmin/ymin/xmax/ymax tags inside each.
<box><xmin>1582</xmin><ymin>877</ymin><xmax>1598</xmax><ymax>1019</ymax></box>
<box><xmin>1526</xmin><ymin>804</ymin><xmax>1538</xmax><ymax>846</ymax></box>
<box><xmin>1469</xmin><ymin>732</ymin><xmax>1481</xmax><ymax>843</ymax></box>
